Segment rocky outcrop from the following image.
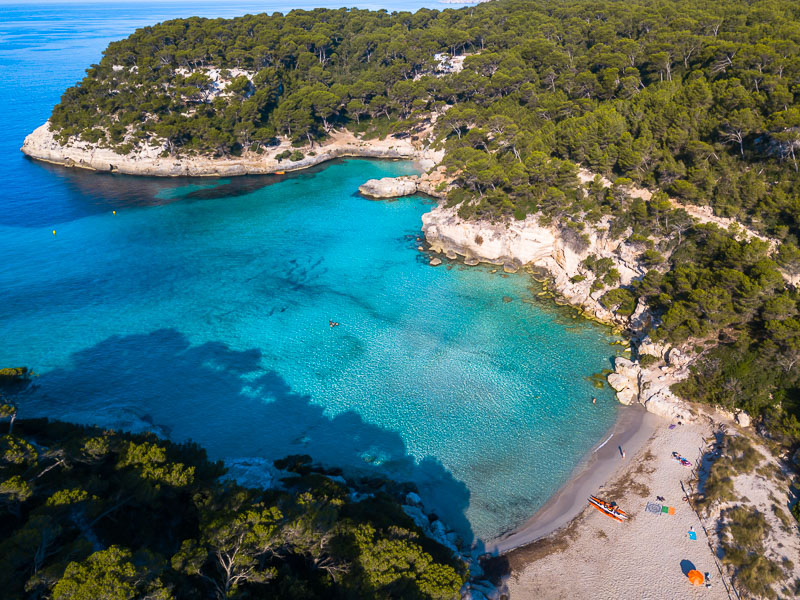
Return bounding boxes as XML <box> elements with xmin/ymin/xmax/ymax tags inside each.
<box><xmin>358</xmin><ymin>167</ymin><xmax>451</xmax><ymax>200</ymax></box>
<box><xmin>401</xmin><ymin>496</ymin><xmax>506</xmax><ymax>600</ymax></box>
<box><xmin>421</xmin><ymin>205</ymin><xmax>645</xmax><ymax>325</ymax></box>
<box><xmin>21</xmin><ymin>121</ymin><xmax>441</xmax><ymax>177</ymax></box>
<box><xmin>359</xmin><ymin>176</ymin><xmax>418</xmax><ymax>198</ymax></box>
<box><xmin>735</xmin><ymin>410</ymin><xmax>752</xmax><ymax>427</ymax></box>
<box><xmin>606</xmin><ymin>356</ymin><xmax>695</xmax><ymax>420</ymax></box>
<box><xmin>607</xmin><ymin>357</ymin><xmax>640</xmax><ymax>405</ymax></box>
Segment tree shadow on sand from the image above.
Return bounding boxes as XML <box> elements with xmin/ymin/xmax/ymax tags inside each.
<box><xmin>29</xmin><ymin>328</ymin><xmax>480</xmax><ymax>551</ymax></box>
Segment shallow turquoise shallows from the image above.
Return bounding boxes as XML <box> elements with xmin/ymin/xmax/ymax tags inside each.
<box><xmin>0</xmin><ymin>2</ymin><xmax>620</xmax><ymax>547</ymax></box>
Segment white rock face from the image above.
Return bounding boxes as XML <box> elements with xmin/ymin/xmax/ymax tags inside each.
<box><xmin>21</xmin><ymin>122</ymin><xmax>430</xmax><ymax>177</ymax></box>
<box><xmin>638</xmin><ymin>336</ymin><xmax>668</xmax><ymax>359</ymax></box>
<box><xmin>666</xmin><ymin>348</ymin><xmax>690</xmax><ymax>368</ymax></box>
<box><xmin>358</xmin><ymin>176</ymin><xmax>418</xmax><ymax>198</ymax></box>
<box><xmin>421</xmin><ymin>205</ymin><xmax>646</xmax><ymax>325</ymax></box>
<box><xmin>643</xmin><ymin>390</ymin><xmax>688</xmax><ymax>420</ymax></box>
<box><xmin>735</xmin><ymin>410</ymin><xmax>752</xmax><ymax>427</ymax></box>
<box><xmin>401</xmin><ymin>505</ymin><xmax>429</xmax><ymax>530</ymax></box>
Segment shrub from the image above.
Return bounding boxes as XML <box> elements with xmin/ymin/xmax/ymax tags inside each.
<box><xmin>600</xmin><ymin>287</ymin><xmax>636</xmax><ymax>315</ymax></box>
<box><xmin>638</xmin><ymin>354</ymin><xmax>659</xmax><ymax>368</ymax></box>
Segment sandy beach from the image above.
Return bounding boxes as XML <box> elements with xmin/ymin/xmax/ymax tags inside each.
<box><xmin>486</xmin><ymin>405</ymin><xmax>660</xmax><ymax>554</ymax></box>
<box><xmin>497</xmin><ymin>416</ymin><xmax>734</xmax><ymax>600</ymax></box>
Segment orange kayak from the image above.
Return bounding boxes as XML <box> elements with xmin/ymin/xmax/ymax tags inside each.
<box><xmin>589</xmin><ymin>495</ymin><xmax>628</xmax><ymax>522</ymax></box>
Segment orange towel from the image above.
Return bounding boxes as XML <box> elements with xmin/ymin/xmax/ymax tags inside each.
<box><xmin>668</xmin><ymin>506</ymin><xmax>675</xmax><ymax>515</ymax></box>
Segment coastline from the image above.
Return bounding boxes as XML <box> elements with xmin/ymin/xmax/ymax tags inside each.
<box><xmin>21</xmin><ymin>121</ymin><xmax>443</xmax><ymax>177</ymax></box>
<box><xmin>499</xmin><ymin>414</ymin><xmax>728</xmax><ymax>600</ymax></box>
<box><xmin>485</xmin><ymin>404</ymin><xmax>661</xmax><ymax>555</ymax></box>
<box><xmin>21</xmin><ymin>123</ymin><xmax>723</xmax><ymax>584</ymax></box>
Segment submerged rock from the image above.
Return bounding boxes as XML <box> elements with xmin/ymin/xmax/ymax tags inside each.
<box><xmin>405</xmin><ymin>491</ymin><xmax>423</xmax><ymax>506</ymax></box>
<box><xmin>429</xmin><ymin>257</ymin><xmax>442</xmax><ymax>266</ymax></box>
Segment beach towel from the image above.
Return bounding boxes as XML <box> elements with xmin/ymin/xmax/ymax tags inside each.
<box><xmin>669</xmin><ymin>424</ymin><xmax>676</xmax><ymax>430</ymax></box>
<box><xmin>645</xmin><ymin>502</ymin><xmax>662</xmax><ymax>514</ymax></box>
<box><xmin>688</xmin><ymin>531</ymin><xmax>697</xmax><ymax>540</ymax></box>
<box><xmin>661</xmin><ymin>505</ymin><xmax>669</xmax><ymax>514</ymax></box>
<box><xmin>668</xmin><ymin>506</ymin><xmax>675</xmax><ymax>515</ymax></box>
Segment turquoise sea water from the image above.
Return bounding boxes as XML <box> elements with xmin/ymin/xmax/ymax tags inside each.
<box><xmin>0</xmin><ymin>3</ymin><xmax>621</xmax><ymax>545</ymax></box>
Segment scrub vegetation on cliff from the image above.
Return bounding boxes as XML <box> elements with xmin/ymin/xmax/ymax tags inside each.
<box><xmin>38</xmin><ymin>0</ymin><xmax>800</xmax><ymax>440</ymax></box>
<box><xmin>0</xmin><ymin>376</ymin><xmax>465</xmax><ymax>600</ymax></box>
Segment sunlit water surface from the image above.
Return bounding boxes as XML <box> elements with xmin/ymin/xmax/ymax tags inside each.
<box><xmin>0</xmin><ymin>2</ymin><xmax>620</xmax><ymax>544</ymax></box>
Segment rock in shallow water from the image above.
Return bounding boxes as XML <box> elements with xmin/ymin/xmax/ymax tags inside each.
<box><xmin>358</xmin><ymin>176</ymin><xmax>418</xmax><ymax>198</ymax></box>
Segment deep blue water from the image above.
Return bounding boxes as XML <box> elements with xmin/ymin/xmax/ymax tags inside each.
<box><xmin>0</xmin><ymin>2</ymin><xmax>621</xmax><ymax>545</ymax></box>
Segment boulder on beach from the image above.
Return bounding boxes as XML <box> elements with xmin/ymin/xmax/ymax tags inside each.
<box><xmin>358</xmin><ymin>176</ymin><xmax>417</xmax><ymax>198</ymax></box>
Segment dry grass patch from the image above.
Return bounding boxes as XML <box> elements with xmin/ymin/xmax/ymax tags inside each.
<box><xmin>696</xmin><ymin>434</ymin><xmax>765</xmax><ymax>514</ymax></box>
<box><xmin>721</xmin><ymin>506</ymin><xmax>785</xmax><ymax>599</ymax></box>
<box><xmin>502</xmin><ymin>511</ymin><xmax>585</xmax><ymax>572</ymax></box>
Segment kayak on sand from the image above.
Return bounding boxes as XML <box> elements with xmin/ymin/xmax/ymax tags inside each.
<box><xmin>588</xmin><ymin>495</ymin><xmax>629</xmax><ymax>522</ymax></box>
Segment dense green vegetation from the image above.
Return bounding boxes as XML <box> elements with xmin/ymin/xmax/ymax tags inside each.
<box><xmin>42</xmin><ymin>0</ymin><xmax>800</xmax><ymax>437</ymax></box>
<box><xmin>0</xmin><ymin>413</ymin><xmax>465</xmax><ymax>599</ymax></box>
<box><xmin>51</xmin><ymin>0</ymin><xmax>800</xmax><ymax>233</ymax></box>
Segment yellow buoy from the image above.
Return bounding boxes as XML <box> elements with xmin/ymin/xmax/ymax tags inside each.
<box><xmin>52</xmin><ymin>230</ymin><xmax>56</xmax><ymax>236</ymax></box>
<box><xmin>112</xmin><ymin>210</ymin><xmax>116</xmax><ymax>215</ymax></box>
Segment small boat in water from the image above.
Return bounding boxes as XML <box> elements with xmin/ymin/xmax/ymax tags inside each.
<box><xmin>589</xmin><ymin>495</ymin><xmax>629</xmax><ymax>522</ymax></box>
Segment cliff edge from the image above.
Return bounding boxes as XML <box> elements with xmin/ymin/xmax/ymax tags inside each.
<box><xmin>21</xmin><ymin>121</ymin><xmax>442</xmax><ymax>177</ymax></box>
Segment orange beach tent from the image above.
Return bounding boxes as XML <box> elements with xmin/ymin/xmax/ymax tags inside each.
<box><xmin>688</xmin><ymin>570</ymin><xmax>704</xmax><ymax>586</ymax></box>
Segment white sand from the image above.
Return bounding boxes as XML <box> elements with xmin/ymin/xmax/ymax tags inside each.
<box><xmin>504</xmin><ymin>419</ymin><xmax>733</xmax><ymax>600</ymax></box>
<box><xmin>487</xmin><ymin>406</ymin><xmax>660</xmax><ymax>554</ymax></box>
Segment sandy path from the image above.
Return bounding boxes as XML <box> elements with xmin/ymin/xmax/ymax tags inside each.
<box><xmin>503</xmin><ymin>420</ymin><xmax>732</xmax><ymax>600</ymax></box>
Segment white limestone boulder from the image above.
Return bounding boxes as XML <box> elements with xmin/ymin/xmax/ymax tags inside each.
<box><xmin>358</xmin><ymin>176</ymin><xmax>418</xmax><ymax>198</ymax></box>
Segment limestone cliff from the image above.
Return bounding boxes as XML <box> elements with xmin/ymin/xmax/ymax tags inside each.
<box><xmin>421</xmin><ymin>205</ymin><xmax>644</xmax><ymax>325</ymax></box>
<box><xmin>21</xmin><ymin>121</ymin><xmax>442</xmax><ymax>177</ymax></box>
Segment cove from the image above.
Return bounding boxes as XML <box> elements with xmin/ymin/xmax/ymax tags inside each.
<box><xmin>0</xmin><ymin>158</ymin><xmax>620</xmax><ymax>544</ymax></box>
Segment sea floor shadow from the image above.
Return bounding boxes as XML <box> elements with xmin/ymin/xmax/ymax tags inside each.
<box><xmin>31</xmin><ymin>328</ymin><xmax>479</xmax><ymax>550</ymax></box>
